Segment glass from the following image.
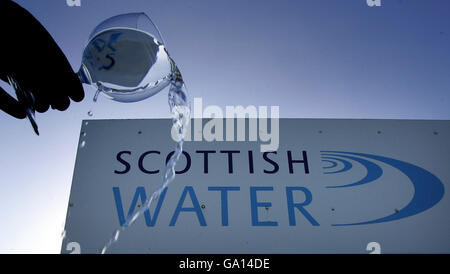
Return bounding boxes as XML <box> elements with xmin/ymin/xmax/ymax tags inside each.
<box><xmin>77</xmin><ymin>13</ymin><xmax>175</xmax><ymax>103</ymax></box>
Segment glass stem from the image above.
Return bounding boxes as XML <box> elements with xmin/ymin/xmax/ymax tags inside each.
<box><xmin>7</xmin><ymin>76</ymin><xmax>39</xmax><ymax>135</ymax></box>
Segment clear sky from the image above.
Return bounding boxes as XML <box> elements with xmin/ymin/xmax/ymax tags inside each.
<box><xmin>0</xmin><ymin>0</ymin><xmax>448</xmax><ymax>253</ymax></box>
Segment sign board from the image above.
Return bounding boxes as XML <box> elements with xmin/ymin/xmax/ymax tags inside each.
<box><xmin>62</xmin><ymin>118</ymin><xmax>450</xmax><ymax>254</ymax></box>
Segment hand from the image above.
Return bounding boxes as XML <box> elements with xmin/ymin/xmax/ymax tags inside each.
<box><xmin>0</xmin><ymin>0</ymin><xmax>84</xmax><ymax>119</ymax></box>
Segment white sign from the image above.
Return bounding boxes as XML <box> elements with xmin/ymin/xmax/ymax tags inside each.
<box><xmin>62</xmin><ymin>118</ymin><xmax>450</xmax><ymax>253</ymax></box>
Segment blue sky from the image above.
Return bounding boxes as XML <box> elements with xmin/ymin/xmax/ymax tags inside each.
<box><xmin>0</xmin><ymin>0</ymin><xmax>448</xmax><ymax>253</ymax></box>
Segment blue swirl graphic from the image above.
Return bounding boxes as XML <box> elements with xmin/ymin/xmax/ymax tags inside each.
<box><xmin>322</xmin><ymin>160</ymin><xmax>337</xmax><ymax>169</ymax></box>
<box><xmin>322</xmin><ymin>154</ymin><xmax>383</xmax><ymax>188</ymax></box>
<box><xmin>321</xmin><ymin>156</ymin><xmax>353</xmax><ymax>175</ymax></box>
<box><xmin>321</xmin><ymin>151</ymin><xmax>445</xmax><ymax>226</ymax></box>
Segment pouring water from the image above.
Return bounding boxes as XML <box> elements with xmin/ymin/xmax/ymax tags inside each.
<box><xmin>75</xmin><ymin>12</ymin><xmax>190</xmax><ymax>253</ymax></box>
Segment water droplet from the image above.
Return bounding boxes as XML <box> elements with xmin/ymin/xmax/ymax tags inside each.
<box><xmin>87</xmin><ymin>111</ymin><xmax>93</xmax><ymax>117</ymax></box>
<box><xmin>81</xmin><ymin>131</ymin><xmax>86</xmax><ymax>137</ymax></box>
<box><xmin>79</xmin><ymin>141</ymin><xmax>86</xmax><ymax>148</ymax></box>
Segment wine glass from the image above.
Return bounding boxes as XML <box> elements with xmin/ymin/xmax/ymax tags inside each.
<box><xmin>77</xmin><ymin>12</ymin><xmax>175</xmax><ymax>103</ymax></box>
<box><xmin>77</xmin><ymin>12</ymin><xmax>189</xmax><ymax>149</ymax></box>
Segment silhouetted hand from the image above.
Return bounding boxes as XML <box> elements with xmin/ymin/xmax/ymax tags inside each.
<box><xmin>0</xmin><ymin>0</ymin><xmax>84</xmax><ymax>120</ymax></box>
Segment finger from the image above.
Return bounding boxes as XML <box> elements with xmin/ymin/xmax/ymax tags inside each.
<box><xmin>45</xmin><ymin>52</ymin><xmax>84</xmax><ymax>105</ymax></box>
<box><xmin>67</xmin><ymin>73</ymin><xmax>85</xmax><ymax>103</ymax></box>
<box><xmin>32</xmin><ymin>92</ymin><xmax>49</xmax><ymax>113</ymax></box>
<box><xmin>21</xmin><ymin>75</ymin><xmax>50</xmax><ymax>113</ymax></box>
<box><xmin>51</xmin><ymin>95</ymin><xmax>70</xmax><ymax>111</ymax></box>
<box><xmin>0</xmin><ymin>86</ymin><xmax>26</xmax><ymax>119</ymax></box>
<box><xmin>35</xmin><ymin>104</ymin><xmax>50</xmax><ymax>113</ymax></box>
<box><xmin>51</xmin><ymin>71</ymin><xmax>84</xmax><ymax>103</ymax></box>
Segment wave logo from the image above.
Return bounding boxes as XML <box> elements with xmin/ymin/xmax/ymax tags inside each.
<box><xmin>320</xmin><ymin>151</ymin><xmax>445</xmax><ymax>226</ymax></box>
